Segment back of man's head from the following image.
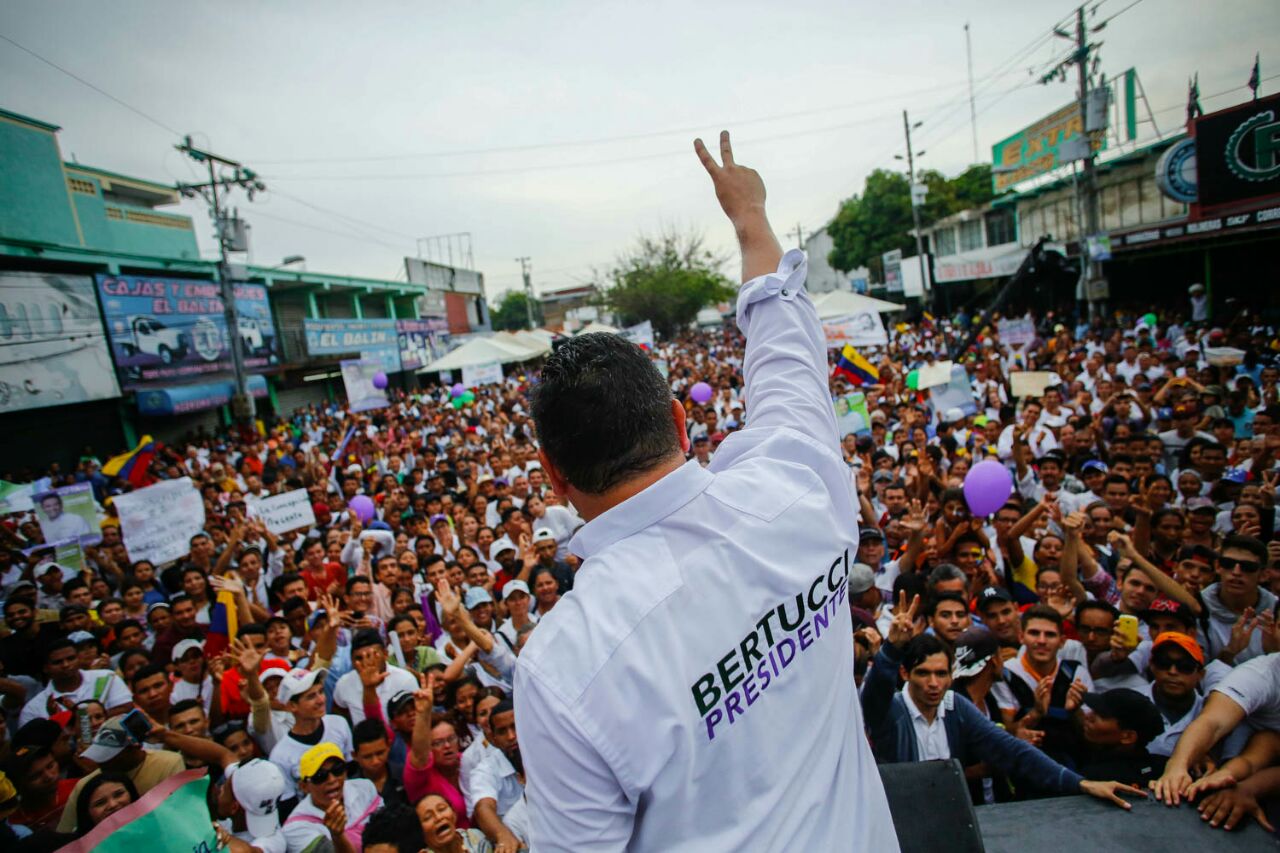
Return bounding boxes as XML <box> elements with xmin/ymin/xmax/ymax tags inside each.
<box><xmin>531</xmin><ymin>333</ymin><xmax>679</xmax><ymax>494</ymax></box>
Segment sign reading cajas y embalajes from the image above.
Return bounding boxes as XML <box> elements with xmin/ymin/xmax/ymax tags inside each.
<box><xmin>1193</xmin><ymin>92</ymin><xmax>1280</xmax><ymax>212</ymax></box>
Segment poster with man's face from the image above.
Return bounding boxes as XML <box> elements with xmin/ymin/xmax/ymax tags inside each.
<box><xmin>33</xmin><ymin>482</ymin><xmax>101</xmax><ymax>547</ymax></box>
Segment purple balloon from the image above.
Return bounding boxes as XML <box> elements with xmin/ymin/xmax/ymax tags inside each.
<box><xmin>372</xmin><ymin>372</ymin><xmax>388</xmax><ymax>390</ymax></box>
<box><xmin>962</xmin><ymin>459</ymin><xmax>1013</xmax><ymax>518</ymax></box>
<box><xmin>690</xmin><ymin>381</ymin><xmax>714</xmax><ymax>404</ymax></box>
<box><xmin>451</xmin><ymin>383</ymin><xmax>466</xmax><ymax>398</ymax></box>
<box><xmin>348</xmin><ymin>494</ymin><xmax>376</xmax><ymax>523</ymax></box>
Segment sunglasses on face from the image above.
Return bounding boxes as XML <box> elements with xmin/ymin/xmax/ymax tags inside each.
<box><xmin>1220</xmin><ymin>556</ymin><xmax>1263</xmax><ymax>574</ymax></box>
<box><xmin>307</xmin><ymin>761</ymin><xmax>347</xmax><ymax>785</ymax></box>
<box><xmin>1151</xmin><ymin>654</ymin><xmax>1200</xmax><ymax>674</ymax></box>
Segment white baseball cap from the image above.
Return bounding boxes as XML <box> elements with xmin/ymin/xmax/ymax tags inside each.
<box><xmin>228</xmin><ymin>758</ymin><xmax>286</xmax><ymax>837</ymax></box>
<box><xmin>171</xmin><ymin>639</ymin><xmax>205</xmax><ymax>662</ymax></box>
<box><xmin>532</xmin><ymin>528</ymin><xmax>556</xmax><ymax>543</ymax></box>
<box><xmin>276</xmin><ymin>667</ymin><xmax>328</xmax><ymax>704</ymax></box>
<box><xmin>503</xmin><ymin>579</ymin><xmax>531</xmax><ymax>598</ymax></box>
<box><xmin>490</xmin><ymin>536</ymin><xmax>518</xmax><ymax>556</ymax></box>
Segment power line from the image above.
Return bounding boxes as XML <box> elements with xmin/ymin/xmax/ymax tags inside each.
<box><xmin>0</xmin><ymin>31</ymin><xmax>182</xmax><ymax>137</ymax></box>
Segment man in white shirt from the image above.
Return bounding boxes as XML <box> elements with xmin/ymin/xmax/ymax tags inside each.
<box><xmin>268</xmin><ymin>668</ymin><xmax>353</xmax><ymax>798</ymax></box>
<box><xmin>20</xmin><ymin>639</ymin><xmax>133</xmax><ymax>727</ymax></box>
<box><xmin>332</xmin><ymin>629</ymin><xmax>419</xmax><ymax>725</ymax></box>
<box><xmin>37</xmin><ymin>492</ymin><xmax>93</xmax><ymax>543</ymax></box>
<box><xmin>467</xmin><ymin>699</ymin><xmax>529</xmax><ymax>851</ymax></box>
<box><xmin>513</xmin><ymin>132</ymin><xmax>897</xmax><ymax>852</ymax></box>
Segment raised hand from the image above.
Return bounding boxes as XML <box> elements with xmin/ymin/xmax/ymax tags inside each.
<box><xmin>436</xmin><ymin>578</ymin><xmax>462</xmax><ymax>618</ymax></box>
<box><xmin>694</xmin><ymin>131</ymin><xmax>766</xmax><ymax>227</ymax></box>
<box><xmin>887</xmin><ymin>592</ymin><xmax>921</xmax><ymax>647</ymax></box>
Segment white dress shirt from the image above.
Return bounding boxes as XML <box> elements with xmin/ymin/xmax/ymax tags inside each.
<box><xmin>514</xmin><ymin>251</ymin><xmax>898</xmax><ymax>853</ymax></box>
<box><xmin>904</xmin><ymin>686</ymin><xmax>952</xmax><ymax>761</ymax></box>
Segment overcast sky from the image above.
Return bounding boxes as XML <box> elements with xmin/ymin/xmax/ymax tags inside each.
<box><xmin>2</xmin><ymin>0</ymin><xmax>1276</xmax><ymax>297</ymax></box>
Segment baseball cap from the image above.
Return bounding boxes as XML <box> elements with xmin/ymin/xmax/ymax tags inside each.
<box><xmin>276</xmin><ymin>667</ymin><xmax>328</xmax><ymax>704</ymax></box>
<box><xmin>847</xmin><ymin>563</ymin><xmax>876</xmax><ymax>596</ymax></box>
<box><xmin>532</xmin><ymin>527</ymin><xmax>556</xmax><ymax>543</ymax></box>
<box><xmin>1082</xmin><ymin>688</ymin><xmax>1166</xmax><ymax>747</ymax></box>
<box><xmin>12</xmin><ymin>719</ymin><xmax>62</xmax><ymax>752</ymax></box>
<box><xmin>298</xmin><ymin>742</ymin><xmax>346</xmax><ymax>781</ymax></box>
<box><xmin>976</xmin><ymin>586</ymin><xmax>1014</xmax><ymax>612</ymax></box>
<box><xmin>172</xmin><ymin>639</ymin><xmax>205</xmax><ymax>662</ymax></box>
<box><xmin>503</xmin><ymin>579</ymin><xmax>530</xmax><ymax>598</ymax></box>
<box><xmin>1151</xmin><ymin>631</ymin><xmax>1205</xmax><ymax>665</ymax></box>
<box><xmin>1185</xmin><ymin>496</ymin><xmax>1216</xmax><ymax>514</ymax></box>
<box><xmin>1223</xmin><ymin>467</ymin><xmax>1249</xmax><ymax>484</ymax></box>
<box><xmin>872</xmin><ymin>470</ymin><xmax>895</xmax><ymax>483</ymax></box>
<box><xmin>464</xmin><ymin>587</ymin><xmax>494</xmax><ymax>609</ymax></box>
<box><xmin>146</xmin><ymin>602</ymin><xmax>171</xmax><ymax>615</ymax></box>
<box><xmin>229</xmin><ymin>758</ymin><xmax>286</xmax><ymax>837</ymax></box>
<box><xmin>942</xmin><ymin>407</ymin><xmax>966</xmax><ymax>425</ymax></box>
<box><xmin>693</xmin><ymin>434</ymin><xmax>710</xmax><ymax>444</ymax></box>
<box><xmin>68</xmin><ymin>630</ymin><xmax>97</xmax><ymax>645</ymax></box>
<box><xmin>953</xmin><ymin>627</ymin><xmax>1000</xmax><ymax>678</ymax></box>
<box><xmin>1080</xmin><ymin>459</ymin><xmax>1109</xmax><ymax>476</ymax></box>
<box><xmin>858</xmin><ymin>526</ymin><xmax>885</xmax><ymax>542</ymax></box>
<box><xmin>1141</xmin><ymin>598</ymin><xmax>1198</xmax><ymax>628</ymax></box>
<box><xmin>387</xmin><ymin>690</ymin><xmax>417</xmax><ymax>718</ymax></box>
<box><xmin>490</xmin><ymin>536</ymin><xmax>518</xmax><ymax>556</ymax></box>
<box><xmin>80</xmin><ymin>716</ymin><xmax>135</xmax><ymax>764</ymax></box>
<box><xmin>259</xmin><ymin>659</ymin><xmax>290</xmax><ymax>682</ymax></box>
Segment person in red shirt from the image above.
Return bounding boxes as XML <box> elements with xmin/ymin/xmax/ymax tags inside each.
<box><xmin>298</xmin><ymin>538</ymin><xmax>344</xmax><ymax>602</ymax></box>
<box><xmin>403</xmin><ymin>686</ymin><xmax>471</xmax><ymax>829</ymax></box>
<box><xmin>7</xmin><ymin>745</ymin><xmax>78</xmax><ymax>832</ymax></box>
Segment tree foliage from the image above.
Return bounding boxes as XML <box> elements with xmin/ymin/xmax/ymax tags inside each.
<box><xmin>827</xmin><ymin>163</ymin><xmax>994</xmax><ymax>281</ymax></box>
<box><xmin>491</xmin><ymin>290</ymin><xmax>541</xmax><ymax>331</ymax></box>
<box><xmin>600</xmin><ymin>230</ymin><xmax>735</xmax><ymax>339</ymax></box>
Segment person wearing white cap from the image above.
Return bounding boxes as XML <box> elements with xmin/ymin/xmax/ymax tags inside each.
<box><xmin>496</xmin><ymin>579</ymin><xmax>537</xmax><ymax>649</ymax></box>
<box><xmin>523</xmin><ymin>493</ymin><xmax>582</xmax><ymax>558</ymax></box>
<box><xmin>511</xmin><ymin>134</ymin><xmax>897</xmax><ymax>851</ymax></box>
<box><xmin>438</xmin><ymin>582</ymin><xmax>516</xmax><ymax>692</ymax></box>
<box><xmin>170</xmin><ymin>638</ymin><xmax>214</xmax><ymax>714</ymax></box>
<box><xmin>219</xmin><ymin>758</ymin><xmax>288</xmax><ymax>853</ymax></box>
<box><xmin>529</xmin><ymin>528</ymin><xmax>573</xmax><ymax>594</ymax></box>
<box><xmin>267</xmin><ymin>667</ymin><xmax>352</xmax><ymax>798</ymax></box>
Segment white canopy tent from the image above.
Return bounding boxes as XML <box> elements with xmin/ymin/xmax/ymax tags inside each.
<box><xmin>811</xmin><ymin>290</ymin><xmax>906</xmax><ymax>319</ymax></box>
<box><xmin>418</xmin><ymin>333</ymin><xmax>549</xmax><ymax>373</ymax></box>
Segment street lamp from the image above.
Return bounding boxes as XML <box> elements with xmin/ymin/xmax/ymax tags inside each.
<box><xmin>269</xmin><ymin>255</ymin><xmax>306</xmax><ymax>270</ymax></box>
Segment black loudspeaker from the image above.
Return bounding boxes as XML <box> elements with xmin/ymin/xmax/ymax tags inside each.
<box><xmin>878</xmin><ymin>760</ymin><xmax>985</xmax><ymax>853</ymax></box>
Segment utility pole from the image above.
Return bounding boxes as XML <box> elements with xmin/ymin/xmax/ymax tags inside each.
<box><xmin>789</xmin><ymin>223</ymin><xmax>805</xmax><ymax>249</ymax></box>
<box><xmin>1072</xmin><ymin>5</ymin><xmax>1102</xmax><ymax>319</ymax></box>
<box><xmin>516</xmin><ymin>256</ymin><xmax>535</xmax><ymax>330</ymax></box>
<box><xmin>965</xmin><ymin>22</ymin><xmax>979</xmax><ymax>163</ymax></box>
<box><xmin>176</xmin><ymin>137</ymin><xmax>265</xmax><ymax>423</ymax></box>
<box><xmin>902</xmin><ymin>110</ymin><xmax>930</xmax><ymax>309</ymax></box>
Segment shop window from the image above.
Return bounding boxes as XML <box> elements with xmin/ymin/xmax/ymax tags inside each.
<box><xmin>985</xmin><ymin>209</ymin><xmax>1016</xmax><ymax>246</ymax></box>
<box><xmin>935</xmin><ymin>227</ymin><xmax>957</xmax><ymax>256</ymax></box>
<box><xmin>959</xmin><ymin>219</ymin><xmax>983</xmax><ymax>252</ymax></box>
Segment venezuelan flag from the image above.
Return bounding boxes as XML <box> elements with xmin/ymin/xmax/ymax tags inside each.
<box><xmin>102</xmin><ymin>436</ymin><xmax>156</xmax><ymax>487</ymax></box>
<box><xmin>204</xmin><ymin>585</ymin><xmax>238</xmax><ymax>657</ymax></box>
<box><xmin>833</xmin><ymin>344</ymin><xmax>879</xmax><ymax>386</ymax></box>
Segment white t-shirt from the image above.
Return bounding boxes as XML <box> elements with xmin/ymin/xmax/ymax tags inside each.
<box><xmin>171</xmin><ymin>674</ymin><xmax>214</xmax><ymax>714</ymax></box>
<box><xmin>513</xmin><ymin>251</ymin><xmax>897</xmax><ymax>853</ymax></box>
<box><xmin>1213</xmin><ymin>653</ymin><xmax>1280</xmax><ymax>732</ymax></box>
<box><xmin>249</xmin><ymin>707</ymin><xmax>295</xmax><ymax>756</ymax></box>
<box><xmin>268</xmin><ymin>715</ymin><xmax>353</xmax><ymax>798</ymax></box>
<box><xmin>19</xmin><ymin>669</ymin><xmax>132</xmax><ymax>727</ymax></box>
<box><xmin>281</xmin><ymin>779</ymin><xmax>381</xmax><ymax>853</ymax></box>
<box><xmin>332</xmin><ymin>665</ymin><xmax>419</xmax><ymax>726</ymax></box>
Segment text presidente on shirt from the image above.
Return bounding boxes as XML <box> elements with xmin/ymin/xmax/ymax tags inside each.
<box><xmin>691</xmin><ymin>547</ymin><xmax>853</xmax><ymax>741</ymax></box>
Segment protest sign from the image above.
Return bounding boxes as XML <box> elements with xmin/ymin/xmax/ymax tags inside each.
<box><xmin>823</xmin><ymin>311</ymin><xmax>888</xmax><ymax>349</ymax></box>
<box><xmin>58</xmin><ymin>769</ymin><xmax>216</xmax><ymax>853</ymax></box>
<box><xmin>340</xmin><ymin>359</ymin><xmax>389</xmax><ymax>412</ymax></box>
<box><xmin>928</xmin><ymin>364</ymin><xmax>978</xmax><ymax>416</ymax></box>
<box><xmin>834</xmin><ymin>392</ymin><xmax>872</xmax><ymax>437</ymax></box>
<box><xmin>462</xmin><ymin>361</ymin><xmax>504</xmax><ymax>387</ymax></box>
<box><xmin>22</xmin><ymin>539</ymin><xmax>82</xmax><ymax>580</ymax></box>
<box><xmin>916</xmin><ymin>360</ymin><xmax>955</xmax><ymax>390</ymax></box>
<box><xmin>0</xmin><ymin>480</ymin><xmax>37</xmax><ymax>514</ymax></box>
<box><xmin>997</xmin><ymin>315</ymin><xmax>1037</xmax><ymax>347</ymax></box>
<box><xmin>1010</xmin><ymin>371</ymin><xmax>1058</xmax><ymax>398</ymax></box>
<box><xmin>114</xmin><ymin>478</ymin><xmax>205</xmax><ymax>565</ymax></box>
<box><xmin>247</xmin><ymin>488</ymin><xmax>316</xmax><ymax>535</ymax></box>
<box><xmin>33</xmin><ymin>482</ymin><xmax>100</xmax><ymax>546</ymax></box>
<box><xmin>622</xmin><ymin>320</ymin><xmax>655</xmax><ymax>348</ymax></box>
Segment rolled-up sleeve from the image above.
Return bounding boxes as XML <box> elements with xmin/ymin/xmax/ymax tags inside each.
<box><xmin>735</xmin><ymin>250</ymin><xmax>839</xmax><ymax>453</ymax></box>
<box><xmin>514</xmin><ymin>665</ymin><xmax>635</xmax><ymax>851</ymax></box>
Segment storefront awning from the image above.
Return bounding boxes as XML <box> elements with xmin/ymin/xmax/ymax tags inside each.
<box><xmin>933</xmin><ymin>245</ymin><xmax>1028</xmax><ymax>284</ymax></box>
<box><xmin>136</xmin><ymin>375</ymin><xmax>268</xmax><ymax>416</ymax></box>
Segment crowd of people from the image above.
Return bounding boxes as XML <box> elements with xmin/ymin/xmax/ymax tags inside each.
<box><xmin>0</xmin><ymin>285</ymin><xmax>1278</xmax><ymax>849</ymax></box>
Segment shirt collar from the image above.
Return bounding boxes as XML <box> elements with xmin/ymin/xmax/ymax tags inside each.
<box><xmin>569</xmin><ymin>459</ymin><xmax>714</xmax><ymax>559</ymax></box>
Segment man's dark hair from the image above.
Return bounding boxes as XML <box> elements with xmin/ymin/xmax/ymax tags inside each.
<box><xmin>43</xmin><ymin>638</ymin><xmax>75</xmax><ymax>663</ymax></box>
<box><xmin>1021</xmin><ymin>603</ymin><xmax>1064</xmax><ymax>630</ymax></box>
<box><xmin>926</xmin><ymin>591</ymin><xmax>969</xmax><ymax>617</ymax></box>
<box><xmin>1221</xmin><ymin>533</ymin><xmax>1268</xmax><ymax>564</ymax></box>
<box><xmin>352</xmin><ymin>718</ymin><xmax>389</xmax><ymax>749</ymax></box>
<box><xmin>238</xmin><ymin>622</ymin><xmax>267</xmax><ymax>638</ymax></box>
<box><xmin>361</xmin><ymin>803</ymin><xmax>424</xmax><ymax>853</ymax></box>
<box><xmin>281</xmin><ymin>596</ymin><xmax>309</xmax><ymax>616</ymax></box>
<box><xmin>902</xmin><ymin>634</ymin><xmax>953</xmax><ymax>672</ymax></box>
<box><xmin>130</xmin><ymin>663</ymin><xmax>169</xmax><ymax>688</ymax></box>
<box><xmin>346</xmin><ymin>575</ymin><xmax>372</xmax><ymax>593</ymax></box>
<box><xmin>1075</xmin><ymin>600</ymin><xmax>1119</xmax><ymax>623</ymax></box>
<box><xmin>531</xmin><ymin>333</ymin><xmax>679</xmax><ymax>494</ymax></box>
<box><xmin>169</xmin><ymin>698</ymin><xmax>204</xmax><ymax>719</ymax></box>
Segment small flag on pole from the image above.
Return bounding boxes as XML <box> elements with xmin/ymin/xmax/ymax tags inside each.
<box><xmin>1186</xmin><ymin>73</ymin><xmax>1203</xmax><ymax>123</ymax></box>
<box><xmin>833</xmin><ymin>345</ymin><xmax>880</xmax><ymax>386</ymax></box>
<box><xmin>1249</xmin><ymin>53</ymin><xmax>1261</xmax><ymax>100</ymax></box>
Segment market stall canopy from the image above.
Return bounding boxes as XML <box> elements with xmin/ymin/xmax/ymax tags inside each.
<box><xmin>418</xmin><ymin>333</ymin><xmax>550</xmax><ymax>373</ymax></box>
<box><xmin>577</xmin><ymin>321</ymin><xmax>620</xmax><ymax>335</ymax></box>
<box><xmin>811</xmin><ymin>290</ymin><xmax>906</xmax><ymax>319</ymax></box>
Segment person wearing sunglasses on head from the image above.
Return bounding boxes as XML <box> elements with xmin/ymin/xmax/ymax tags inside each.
<box><xmin>282</xmin><ymin>742</ymin><xmax>383</xmax><ymax>853</ymax></box>
<box><xmin>1200</xmin><ymin>534</ymin><xmax>1276</xmax><ymax>665</ymax></box>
